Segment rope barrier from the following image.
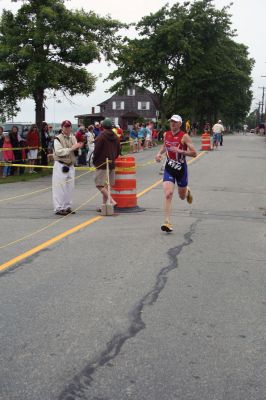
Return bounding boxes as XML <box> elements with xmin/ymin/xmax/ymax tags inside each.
<box><xmin>0</xmin><ymin>146</ymin><xmax>43</xmax><ymax>151</ymax></box>
<box><xmin>0</xmin><ymin>191</ymin><xmax>100</xmax><ymax>250</ymax></box>
<box><xmin>0</xmin><ymin>160</ymin><xmax>107</xmax><ymax>203</ymax></box>
<box><xmin>0</xmin><ymin>158</ymin><xmax>158</xmax><ymax>206</ymax></box>
<box><xmin>0</xmin><ymin>162</ymin><xmax>96</xmax><ymax>171</ymax></box>
<box><xmin>0</xmin><ymin>157</ymin><xmax>158</xmax><ymax>249</ymax></box>
<box><xmin>0</xmin><ymin>157</ymin><xmax>156</xmax><ymax>173</ymax></box>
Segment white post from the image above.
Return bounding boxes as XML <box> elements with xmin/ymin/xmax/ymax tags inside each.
<box><xmin>101</xmin><ymin>157</ymin><xmax>114</xmax><ymax>216</ymax></box>
<box><xmin>106</xmin><ymin>157</ymin><xmax>112</xmax><ymax>205</ymax></box>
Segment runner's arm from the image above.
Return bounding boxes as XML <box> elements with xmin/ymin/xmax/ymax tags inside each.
<box><xmin>182</xmin><ymin>134</ymin><xmax>197</xmax><ymax>157</ymax></box>
<box><xmin>155</xmin><ymin>143</ymin><xmax>166</xmax><ymax>162</ymax></box>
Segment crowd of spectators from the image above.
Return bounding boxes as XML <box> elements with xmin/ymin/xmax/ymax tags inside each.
<box><xmin>129</xmin><ymin>121</ymin><xmax>160</xmax><ymax>153</ymax></box>
<box><xmin>0</xmin><ymin>120</ymin><xmax>165</xmax><ymax>178</ymax></box>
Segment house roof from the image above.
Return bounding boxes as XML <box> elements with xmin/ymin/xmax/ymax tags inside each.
<box><xmin>97</xmin><ymin>85</ymin><xmax>157</xmax><ymax>107</ymax></box>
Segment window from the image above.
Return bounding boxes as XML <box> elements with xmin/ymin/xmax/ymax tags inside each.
<box><xmin>138</xmin><ymin>101</ymin><xmax>150</xmax><ymax>110</ymax></box>
<box><xmin>127</xmin><ymin>88</ymin><xmax>135</xmax><ymax>96</ymax></box>
<box><xmin>112</xmin><ymin>101</ymin><xmax>124</xmax><ymax>110</ymax></box>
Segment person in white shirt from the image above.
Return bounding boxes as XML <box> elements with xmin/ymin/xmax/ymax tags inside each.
<box><xmin>243</xmin><ymin>124</ymin><xmax>248</xmax><ymax>135</ymax></box>
<box><xmin>52</xmin><ymin>120</ymin><xmax>83</xmax><ymax>215</ymax></box>
<box><xmin>85</xmin><ymin>125</ymin><xmax>95</xmax><ymax>166</ymax></box>
<box><xmin>212</xmin><ymin>120</ymin><xmax>224</xmax><ymax>146</ymax></box>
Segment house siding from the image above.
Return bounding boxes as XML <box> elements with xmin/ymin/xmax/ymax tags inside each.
<box><xmin>75</xmin><ymin>85</ymin><xmax>159</xmax><ymax>129</ymax></box>
<box><xmin>99</xmin><ymin>87</ymin><xmax>157</xmax><ymax>120</ymax></box>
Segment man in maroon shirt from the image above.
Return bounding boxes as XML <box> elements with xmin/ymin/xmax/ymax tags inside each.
<box><xmin>93</xmin><ymin>118</ymin><xmax>120</xmax><ymax>209</ymax></box>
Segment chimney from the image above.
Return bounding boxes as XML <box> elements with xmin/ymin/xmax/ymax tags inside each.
<box><xmin>92</xmin><ymin>107</ymin><xmax>95</xmax><ymax>114</ymax></box>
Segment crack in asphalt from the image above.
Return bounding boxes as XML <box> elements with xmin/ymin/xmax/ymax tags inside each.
<box><xmin>58</xmin><ymin>220</ymin><xmax>200</xmax><ymax>400</ymax></box>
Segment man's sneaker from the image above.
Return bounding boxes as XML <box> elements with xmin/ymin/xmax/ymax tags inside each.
<box><xmin>66</xmin><ymin>208</ymin><xmax>76</xmax><ymax>214</ymax></box>
<box><xmin>55</xmin><ymin>210</ymin><xmax>68</xmax><ymax>216</ymax></box>
<box><xmin>186</xmin><ymin>187</ymin><xmax>193</xmax><ymax>204</ymax></box>
<box><xmin>161</xmin><ymin>222</ymin><xmax>173</xmax><ymax>233</ymax></box>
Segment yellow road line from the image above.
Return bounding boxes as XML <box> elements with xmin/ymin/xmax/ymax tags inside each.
<box><xmin>0</xmin><ymin>216</ymin><xmax>102</xmax><ymax>272</ymax></box>
<box><xmin>137</xmin><ymin>179</ymin><xmax>162</xmax><ymax>198</ymax></box>
<box><xmin>0</xmin><ymin>151</ymin><xmax>205</xmax><ymax>273</ymax></box>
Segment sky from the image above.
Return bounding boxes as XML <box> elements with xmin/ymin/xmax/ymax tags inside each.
<box><xmin>0</xmin><ymin>0</ymin><xmax>265</xmax><ymax>123</ymax></box>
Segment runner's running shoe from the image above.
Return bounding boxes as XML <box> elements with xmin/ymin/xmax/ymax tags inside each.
<box><xmin>161</xmin><ymin>222</ymin><xmax>173</xmax><ymax>233</ymax></box>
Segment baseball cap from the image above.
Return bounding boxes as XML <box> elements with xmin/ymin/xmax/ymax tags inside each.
<box><xmin>61</xmin><ymin>120</ymin><xmax>72</xmax><ymax>128</ymax></box>
<box><xmin>94</xmin><ymin>121</ymin><xmax>100</xmax><ymax>126</ymax></box>
<box><xmin>102</xmin><ymin>118</ymin><xmax>113</xmax><ymax>129</ymax></box>
<box><xmin>169</xmin><ymin>114</ymin><xmax>182</xmax><ymax>124</ymax></box>
<box><xmin>218</xmin><ymin>119</ymin><xmax>222</xmax><ymax>123</ymax></box>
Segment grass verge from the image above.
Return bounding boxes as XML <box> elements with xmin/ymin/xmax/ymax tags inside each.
<box><xmin>0</xmin><ymin>168</ymin><xmax>52</xmax><ymax>184</ymax></box>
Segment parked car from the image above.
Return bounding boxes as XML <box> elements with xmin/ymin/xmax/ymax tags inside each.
<box><xmin>2</xmin><ymin>122</ymin><xmax>33</xmax><ymax>139</ymax></box>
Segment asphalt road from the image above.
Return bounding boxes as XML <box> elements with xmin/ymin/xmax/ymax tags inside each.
<box><xmin>1</xmin><ymin>134</ymin><xmax>266</xmax><ymax>400</ymax></box>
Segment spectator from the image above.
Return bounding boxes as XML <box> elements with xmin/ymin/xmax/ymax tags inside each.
<box><xmin>0</xmin><ymin>126</ymin><xmax>4</xmax><ymax>175</ymax></box>
<box><xmin>129</xmin><ymin>123</ymin><xmax>139</xmax><ymax>153</ymax></box>
<box><xmin>144</xmin><ymin>123</ymin><xmax>152</xmax><ymax>149</ymax></box>
<box><xmin>85</xmin><ymin>125</ymin><xmax>95</xmax><ymax>165</ymax></box>
<box><xmin>27</xmin><ymin>124</ymin><xmax>40</xmax><ymax>173</ymax></box>
<box><xmin>75</xmin><ymin>125</ymin><xmax>87</xmax><ymax>165</ymax></box>
<box><xmin>93</xmin><ymin>122</ymin><xmax>101</xmax><ymax>138</ymax></box>
<box><xmin>152</xmin><ymin>127</ymin><xmax>158</xmax><ymax>147</ymax></box>
<box><xmin>138</xmin><ymin>123</ymin><xmax>146</xmax><ymax>151</ymax></box>
<box><xmin>52</xmin><ymin>120</ymin><xmax>83</xmax><ymax>215</ymax></box>
<box><xmin>40</xmin><ymin>122</ymin><xmax>51</xmax><ymax>166</ymax></box>
<box><xmin>113</xmin><ymin>124</ymin><xmax>123</xmax><ymax>141</ymax></box>
<box><xmin>93</xmin><ymin>118</ymin><xmax>120</xmax><ymax>209</ymax></box>
<box><xmin>212</xmin><ymin>120</ymin><xmax>224</xmax><ymax>146</ymax></box>
<box><xmin>47</xmin><ymin>125</ymin><xmax>54</xmax><ymax>154</ymax></box>
<box><xmin>185</xmin><ymin>119</ymin><xmax>191</xmax><ymax>135</ymax></box>
<box><xmin>2</xmin><ymin>134</ymin><xmax>15</xmax><ymax>178</ymax></box>
<box><xmin>9</xmin><ymin>125</ymin><xmax>25</xmax><ymax>175</ymax></box>
<box><xmin>192</xmin><ymin>122</ymin><xmax>198</xmax><ymax>136</ymax></box>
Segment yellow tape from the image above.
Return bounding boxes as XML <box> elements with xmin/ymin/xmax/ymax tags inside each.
<box><xmin>0</xmin><ymin>146</ymin><xmax>43</xmax><ymax>151</ymax></box>
<box><xmin>0</xmin><ymin>162</ymin><xmax>96</xmax><ymax>171</ymax></box>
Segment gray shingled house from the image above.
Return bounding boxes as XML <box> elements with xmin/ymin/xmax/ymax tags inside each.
<box><xmin>74</xmin><ymin>86</ymin><xmax>160</xmax><ymax>129</ymax></box>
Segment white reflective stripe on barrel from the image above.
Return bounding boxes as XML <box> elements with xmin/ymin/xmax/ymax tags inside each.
<box><xmin>114</xmin><ymin>174</ymin><xmax>136</xmax><ymax>180</ymax></box>
<box><xmin>111</xmin><ymin>189</ymin><xmax>136</xmax><ymax>194</ymax></box>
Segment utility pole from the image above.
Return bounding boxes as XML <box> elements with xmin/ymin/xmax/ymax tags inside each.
<box><xmin>255</xmin><ymin>102</ymin><xmax>262</xmax><ymax>127</ymax></box>
<box><xmin>258</xmin><ymin>86</ymin><xmax>265</xmax><ymax>123</ymax></box>
<box><xmin>262</xmin><ymin>75</ymin><xmax>266</xmax><ymax>125</ymax></box>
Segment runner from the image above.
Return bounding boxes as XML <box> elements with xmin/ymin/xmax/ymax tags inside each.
<box><xmin>155</xmin><ymin>114</ymin><xmax>197</xmax><ymax>233</ymax></box>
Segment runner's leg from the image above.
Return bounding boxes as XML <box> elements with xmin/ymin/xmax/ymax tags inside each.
<box><xmin>163</xmin><ymin>181</ymin><xmax>175</xmax><ymax>223</ymax></box>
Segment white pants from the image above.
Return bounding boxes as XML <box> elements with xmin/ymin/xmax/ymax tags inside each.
<box><xmin>86</xmin><ymin>143</ymin><xmax>95</xmax><ymax>162</ymax></box>
<box><xmin>52</xmin><ymin>161</ymin><xmax>75</xmax><ymax>212</ymax></box>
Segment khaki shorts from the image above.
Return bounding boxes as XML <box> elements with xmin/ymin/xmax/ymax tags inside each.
<box><xmin>95</xmin><ymin>169</ymin><xmax>115</xmax><ymax>187</ymax></box>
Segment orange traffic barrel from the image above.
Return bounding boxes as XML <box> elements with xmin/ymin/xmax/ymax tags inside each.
<box><xmin>201</xmin><ymin>133</ymin><xmax>211</xmax><ymax>150</ymax></box>
<box><xmin>111</xmin><ymin>156</ymin><xmax>144</xmax><ymax>212</ymax></box>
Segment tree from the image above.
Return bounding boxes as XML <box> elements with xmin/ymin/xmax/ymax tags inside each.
<box><xmin>107</xmin><ymin>3</ymin><xmax>190</xmax><ymax>124</ymax></box>
<box><xmin>165</xmin><ymin>1</ymin><xmax>254</xmax><ymax>129</ymax></box>
<box><xmin>0</xmin><ymin>0</ymin><xmax>123</xmax><ymax>126</ymax></box>
<box><xmin>246</xmin><ymin>109</ymin><xmax>260</xmax><ymax>129</ymax></box>
<box><xmin>107</xmin><ymin>0</ymin><xmax>254</xmax><ymax>129</ymax></box>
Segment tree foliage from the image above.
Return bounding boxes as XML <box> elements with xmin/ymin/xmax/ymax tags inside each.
<box><xmin>0</xmin><ymin>0</ymin><xmax>123</xmax><ymax>125</ymax></box>
<box><xmin>107</xmin><ymin>0</ymin><xmax>254</xmax><ymax>128</ymax></box>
